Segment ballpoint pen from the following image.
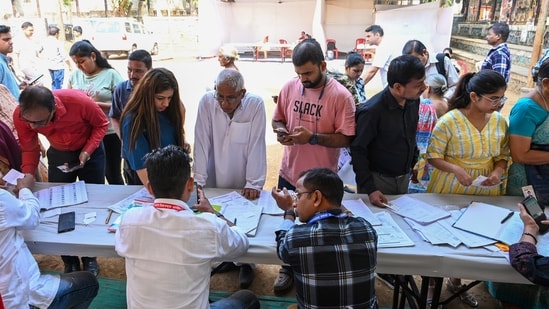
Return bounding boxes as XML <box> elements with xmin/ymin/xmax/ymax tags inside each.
<box><xmin>105</xmin><ymin>209</ymin><xmax>113</xmax><ymax>224</ymax></box>
<box><xmin>500</xmin><ymin>211</ymin><xmax>514</xmax><ymax>224</ymax></box>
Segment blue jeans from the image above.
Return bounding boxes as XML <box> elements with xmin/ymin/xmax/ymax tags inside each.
<box><xmin>45</xmin><ymin>272</ymin><xmax>99</xmax><ymax>309</ymax></box>
<box><xmin>210</xmin><ymin>290</ymin><xmax>259</xmax><ymax>309</ymax></box>
<box><xmin>49</xmin><ymin>69</ymin><xmax>65</xmax><ymax>90</ymax></box>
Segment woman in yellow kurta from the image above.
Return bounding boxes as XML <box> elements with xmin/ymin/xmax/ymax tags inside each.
<box><xmin>426</xmin><ymin>70</ymin><xmax>509</xmax><ymax>196</ymax></box>
<box><xmin>426</xmin><ymin>70</ymin><xmax>509</xmax><ymax>308</ymax></box>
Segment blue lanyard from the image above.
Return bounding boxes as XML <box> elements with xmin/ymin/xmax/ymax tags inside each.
<box><xmin>307</xmin><ymin>210</ymin><xmax>347</xmax><ymax>225</ymax></box>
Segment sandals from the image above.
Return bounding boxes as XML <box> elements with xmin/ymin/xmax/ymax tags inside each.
<box><xmin>446</xmin><ymin>279</ymin><xmax>479</xmax><ymax>308</ymax></box>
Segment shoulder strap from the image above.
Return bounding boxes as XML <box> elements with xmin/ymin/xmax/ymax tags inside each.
<box><xmin>435</xmin><ymin>53</ymin><xmax>447</xmax><ymax>77</ymax></box>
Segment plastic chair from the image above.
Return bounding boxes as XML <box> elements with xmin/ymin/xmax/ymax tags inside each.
<box><xmin>326</xmin><ymin>39</ymin><xmax>338</xmax><ymax>60</ymax></box>
<box><xmin>354</xmin><ymin>38</ymin><xmax>366</xmax><ymax>58</ymax></box>
<box><xmin>279</xmin><ymin>39</ymin><xmax>292</xmax><ymax>62</ymax></box>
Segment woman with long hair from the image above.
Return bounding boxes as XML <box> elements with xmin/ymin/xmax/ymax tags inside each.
<box><xmin>68</xmin><ymin>40</ymin><xmax>124</xmax><ymax>185</ymax></box>
<box><xmin>426</xmin><ymin>70</ymin><xmax>509</xmax><ymax>307</ymax></box>
<box><xmin>120</xmin><ymin>68</ymin><xmax>186</xmax><ymax>185</ymax></box>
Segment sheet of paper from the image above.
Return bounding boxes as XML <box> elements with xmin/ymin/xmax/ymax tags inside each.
<box><xmin>258</xmin><ymin>190</ymin><xmax>283</xmax><ymax>215</ymax></box>
<box><xmin>342</xmin><ymin>199</ymin><xmax>381</xmax><ymax>226</ymax></box>
<box><xmin>438</xmin><ymin>211</ymin><xmax>496</xmax><ymax>248</ymax></box>
<box><xmin>452</xmin><ymin>202</ymin><xmax>518</xmax><ymax>244</ymax></box>
<box><xmin>83</xmin><ymin>212</ymin><xmax>97</xmax><ymax>225</ymax></box>
<box><xmin>389</xmin><ymin>195</ymin><xmax>451</xmax><ymax>224</ymax></box>
<box><xmin>209</xmin><ymin>191</ymin><xmax>263</xmax><ymax>237</ymax></box>
<box><xmin>471</xmin><ymin>175</ymin><xmax>501</xmax><ymax>188</ymax></box>
<box><xmin>374</xmin><ymin>212</ymin><xmax>415</xmax><ymax>248</ymax></box>
<box><xmin>404</xmin><ymin>217</ymin><xmax>461</xmax><ymax>247</ymax></box>
<box><xmin>34</xmin><ymin>181</ymin><xmax>88</xmax><ymax>210</ymax></box>
<box><xmin>107</xmin><ymin>187</ymin><xmax>154</xmax><ymax>213</ymax></box>
<box><xmin>2</xmin><ymin>169</ymin><xmax>24</xmax><ymax>185</ymax></box>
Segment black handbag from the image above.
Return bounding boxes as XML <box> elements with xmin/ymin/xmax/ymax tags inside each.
<box><xmin>524</xmin><ymin>143</ymin><xmax>549</xmax><ymax>209</ymax></box>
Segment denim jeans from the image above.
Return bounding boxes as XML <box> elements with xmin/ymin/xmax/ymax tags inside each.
<box><xmin>210</xmin><ymin>290</ymin><xmax>260</xmax><ymax>309</ymax></box>
<box><xmin>30</xmin><ymin>272</ymin><xmax>99</xmax><ymax>309</ymax></box>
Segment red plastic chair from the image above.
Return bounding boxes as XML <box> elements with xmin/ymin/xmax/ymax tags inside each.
<box><xmin>279</xmin><ymin>39</ymin><xmax>292</xmax><ymax>62</ymax></box>
<box><xmin>354</xmin><ymin>38</ymin><xmax>366</xmax><ymax>58</ymax></box>
<box><xmin>326</xmin><ymin>39</ymin><xmax>338</xmax><ymax>59</ymax></box>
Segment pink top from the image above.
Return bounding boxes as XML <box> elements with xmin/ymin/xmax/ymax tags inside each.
<box><xmin>273</xmin><ymin>77</ymin><xmax>356</xmax><ymax>185</ymax></box>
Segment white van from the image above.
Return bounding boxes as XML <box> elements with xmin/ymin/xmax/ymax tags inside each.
<box><xmin>83</xmin><ymin>18</ymin><xmax>159</xmax><ymax>58</ymax></box>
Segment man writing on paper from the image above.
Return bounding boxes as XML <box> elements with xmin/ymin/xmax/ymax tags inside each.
<box><xmin>272</xmin><ymin>168</ymin><xmax>378</xmax><ymax>308</ymax></box>
<box><xmin>115</xmin><ymin>145</ymin><xmax>260</xmax><ymax>308</ymax></box>
<box><xmin>193</xmin><ymin>69</ymin><xmax>266</xmax><ymax>288</ymax></box>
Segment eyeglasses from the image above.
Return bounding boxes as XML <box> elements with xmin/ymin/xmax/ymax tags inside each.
<box><xmin>214</xmin><ymin>90</ymin><xmax>242</xmax><ymax>105</ymax></box>
<box><xmin>20</xmin><ymin>110</ymin><xmax>53</xmax><ymax>126</ymax></box>
<box><xmin>480</xmin><ymin>95</ymin><xmax>507</xmax><ymax>106</ymax></box>
<box><xmin>295</xmin><ymin>191</ymin><xmax>314</xmax><ymax>199</ymax></box>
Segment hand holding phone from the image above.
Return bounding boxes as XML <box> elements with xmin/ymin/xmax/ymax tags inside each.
<box><xmin>521</xmin><ymin>196</ymin><xmax>549</xmax><ymax>234</ymax></box>
<box><xmin>57</xmin><ymin>162</ymin><xmax>83</xmax><ymax>173</ymax></box>
<box><xmin>275</xmin><ymin>128</ymin><xmax>289</xmax><ymax>137</ymax></box>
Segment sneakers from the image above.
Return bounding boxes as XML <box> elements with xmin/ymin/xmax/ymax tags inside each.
<box><xmin>376</xmin><ymin>273</ymin><xmax>395</xmax><ymax>290</ymax></box>
<box><xmin>446</xmin><ymin>279</ymin><xmax>479</xmax><ymax>308</ymax></box>
<box><xmin>273</xmin><ymin>266</ymin><xmax>293</xmax><ymax>295</ymax></box>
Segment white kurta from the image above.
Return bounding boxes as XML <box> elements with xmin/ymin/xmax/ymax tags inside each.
<box><xmin>115</xmin><ymin>198</ymin><xmax>249</xmax><ymax>309</ymax></box>
<box><xmin>193</xmin><ymin>91</ymin><xmax>267</xmax><ymax>190</ymax></box>
<box><xmin>0</xmin><ymin>188</ymin><xmax>59</xmax><ymax>309</ymax></box>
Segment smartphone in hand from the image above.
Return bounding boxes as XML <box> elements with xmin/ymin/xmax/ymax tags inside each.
<box><xmin>57</xmin><ymin>162</ymin><xmax>83</xmax><ymax>173</ymax></box>
<box><xmin>522</xmin><ymin>196</ymin><xmax>549</xmax><ymax>234</ymax></box>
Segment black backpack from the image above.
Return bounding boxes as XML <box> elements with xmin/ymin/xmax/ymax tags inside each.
<box><xmin>435</xmin><ymin>53</ymin><xmax>447</xmax><ymax>77</ymax></box>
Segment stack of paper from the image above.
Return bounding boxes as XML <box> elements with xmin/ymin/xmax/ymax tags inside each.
<box><xmin>35</xmin><ymin>181</ymin><xmax>88</xmax><ymax>210</ymax></box>
<box><xmin>209</xmin><ymin>191</ymin><xmax>263</xmax><ymax>237</ymax></box>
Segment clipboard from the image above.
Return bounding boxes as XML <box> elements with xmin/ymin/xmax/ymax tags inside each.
<box><xmin>452</xmin><ymin>202</ymin><xmax>518</xmax><ymax>245</ymax></box>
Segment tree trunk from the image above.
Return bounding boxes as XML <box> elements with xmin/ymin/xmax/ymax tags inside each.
<box><xmin>527</xmin><ymin>0</ymin><xmax>548</xmax><ymax>87</ymax></box>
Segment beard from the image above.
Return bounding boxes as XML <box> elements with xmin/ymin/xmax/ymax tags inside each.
<box><xmin>302</xmin><ymin>73</ymin><xmax>324</xmax><ymax>89</ymax></box>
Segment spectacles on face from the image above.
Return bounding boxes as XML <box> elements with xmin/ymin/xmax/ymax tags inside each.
<box><xmin>295</xmin><ymin>191</ymin><xmax>313</xmax><ymax>200</ymax></box>
<box><xmin>480</xmin><ymin>95</ymin><xmax>507</xmax><ymax>106</ymax></box>
<box><xmin>214</xmin><ymin>90</ymin><xmax>242</xmax><ymax>105</ymax></box>
<box><xmin>20</xmin><ymin>110</ymin><xmax>53</xmax><ymax>126</ymax></box>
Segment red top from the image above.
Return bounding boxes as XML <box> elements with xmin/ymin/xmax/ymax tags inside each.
<box><xmin>13</xmin><ymin>89</ymin><xmax>109</xmax><ymax>174</ymax></box>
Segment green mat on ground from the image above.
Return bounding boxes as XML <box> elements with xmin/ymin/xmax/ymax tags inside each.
<box><xmin>43</xmin><ymin>273</ymin><xmax>398</xmax><ymax>308</ymax></box>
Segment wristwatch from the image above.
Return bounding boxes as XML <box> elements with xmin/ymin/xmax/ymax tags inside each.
<box><xmin>215</xmin><ymin>212</ymin><xmax>224</xmax><ymax>218</ymax></box>
<box><xmin>284</xmin><ymin>209</ymin><xmax>296</xmax><ymax>220</ymax></box>
<box><xmin>308</xmin><ymin>132</ymin><xmax>318</xmax><ymax>145</ymax></box>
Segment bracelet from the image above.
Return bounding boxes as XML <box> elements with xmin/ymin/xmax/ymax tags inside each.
<box><xmin>523</xmin><ymin>232</ymin><xmax>538</xmax><ymax>244</ymax></box>
<box><xmin>284</xmin><ymin>209</ymin><xmax>296</xmax><ymax>220</ymax></box>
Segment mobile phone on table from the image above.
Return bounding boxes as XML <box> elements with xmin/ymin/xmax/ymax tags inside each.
<box><xmin>521</xmin><ymin>196</ymin><xmax>549</xmax><ymax>234</ymax></box>
<box><xmin>58</xmin><ymin>211</ymin><xmax>76</xmax><ymax>233</ymax></box>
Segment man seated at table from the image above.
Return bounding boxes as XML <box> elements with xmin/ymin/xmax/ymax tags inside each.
<box><xmin>271</xmin><ymin>167</ymin><xmax>378</xmax><ymax>308</ymax></box>
<box><xmin>115</xmin><ymin>145</ymin><xmax>259</xmax><ymax>308</ymax></box>
<box><xmin>0</xmin><ymin>174</ymin><xmax>99</xmax><ymax>308</ymax></box>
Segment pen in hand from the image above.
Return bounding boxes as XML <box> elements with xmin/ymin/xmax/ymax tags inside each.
<box><xmin>501</xmin><ymin>211</ymin><xmax>514</xmax><ymax>224</ymax></box>
<box><xmin>105</xmin><ymin>209</ymin><xmax>113</xmax><ymax>224</ymax></box>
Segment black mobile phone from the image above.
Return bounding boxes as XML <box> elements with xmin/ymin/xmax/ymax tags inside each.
<box><xmin>521</xmin><ymin>196</ymin><xmax>549</xmax><ymax>234</ymax></box>
<box><xmin>29</xmin><ymin>74</ymin><xmax>44</xmax><ymax>86</ymax></box>
<box><xmin>58</xmin><ymin>211</ymin><xmax>76</xmax><ymax>233</ymax></box>
<box><xmin>189</xmin><ymin>181</ymin><xmax>199</xmax><ymax>209</ymax></box>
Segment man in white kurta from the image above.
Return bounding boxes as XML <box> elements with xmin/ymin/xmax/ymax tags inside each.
<box><xmin>193</xmin><ymin>69</ymin><xmax>267</xmax><ymax>200</ymax></box>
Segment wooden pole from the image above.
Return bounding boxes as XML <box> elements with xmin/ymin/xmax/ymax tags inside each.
<box><xmin>526</xmin><ymin>0</ymin><xmax>548</xmax><ymax>88</ymax></box>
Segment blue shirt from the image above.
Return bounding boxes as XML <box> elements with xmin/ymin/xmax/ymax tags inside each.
<box><xmin>481</xmin><ymin>43</ymin><xmax>511</xmax><ymax>83</ymax></box>
<box><xmin>109</xmin><ymin>80</ymin><xmax>133</xmax><ymax>119</ymax></box>
<box><xmin>121</xmin><ymin>111</ymin><xmax>178</xmax><ymax>170</ymax></box>
<box><xmin>0</xmin><ymin>54</ymin><xmax>20</xmax><ymax>100</ymax></box>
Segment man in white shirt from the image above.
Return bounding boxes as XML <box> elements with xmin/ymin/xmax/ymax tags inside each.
<box><xmin>42</xmin><ymin>26</ymin><xmax>72</xmax><ymax>90</ymax></box>
<box><xmin>0</xmin><ymin>174</ymin><xmax>98</xmax><ymax>309</ymax></box>
<box><xmin>115</xmin><ymin>145</ymin><xmax>259</xmax><ymax>309</ymax></box>
<box><xmin>193</xmin><ymin>68</ymin><xmax>267</xmax><ymax>289</ymax></box>
<box><xmin>361</xmin><ymin>24</ymin><xmax>395</xmax><ymax>88</ymax></box>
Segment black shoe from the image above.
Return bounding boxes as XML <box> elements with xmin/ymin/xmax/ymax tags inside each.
<box><xmin>61</xmin><ymin>255</ymin><xmax>81</xmax><ymax>273</ymax></box>
<box><xmin>81</xmin><ymin>257</ymin><xmax>100</xmax><ymax>277</ymax></box>
<box><xmin>239</xmin><ymin>264</ymin><xmax>254</xmax><ymax>289</ymax></box>
<box><xmin>273</xmin><ymin>266</ymin><xmax>294</xmax><ymax>295</ymax></box>
<box><xmin>212</xmin><ymin>261</ymin><xmax>240</xmax><ymax>275</ymax></box>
